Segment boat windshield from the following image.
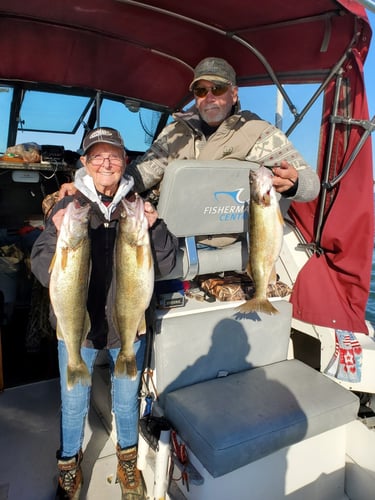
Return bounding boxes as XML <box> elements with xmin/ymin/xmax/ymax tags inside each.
<box><xmin>0</xmin><ymin>82</ymin><xmax>323</xmax><ymax>168</ymax></box>
<box><xmin>0</xmin><ymin>86</ymin><xmax>164</xmax><ymax>154</ymax></box>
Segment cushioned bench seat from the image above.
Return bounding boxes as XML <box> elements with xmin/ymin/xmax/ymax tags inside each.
<box><xmin>164</xmin><ymin>359</ymin><xmax>359</xmax><ymax>478</ymax></box>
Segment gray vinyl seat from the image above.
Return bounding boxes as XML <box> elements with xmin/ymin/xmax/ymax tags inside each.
<box><xmin>157</xmin><ymin>159</ymin><xmax>292</xmax><ymax>280</ymax></box>
<box><xmin>157</xmin><ymin>159</ymin><xmax>253</xmax><ymax>280</ymax></box>
<box><xmin>164</xmin><ymin>359</ymin><xmax>359</xmax><ymax>477</ymax></box>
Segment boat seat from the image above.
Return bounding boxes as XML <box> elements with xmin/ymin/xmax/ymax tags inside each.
<box><xmin>164</xmin><ymin>358</ymin><xmax>359</xmax><ymax>478</ymax></box>
<box><xmin>153</xmin><ymin>300</ymin><xmax>359</xmax><ymax>478</ymax></box>
<box><xmin>157</xmin><ymin>159</ymin><xmax>253</xmax><ymax>280</ymax></box>
<box><xmin>154</xmin><ymin>300</ymin><xmax>293</xmax><ymax>406</ymax></box>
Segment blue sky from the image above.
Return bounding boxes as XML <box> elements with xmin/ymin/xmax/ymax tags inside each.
<box><xmin>363</xmin><ymin>11</ymin><xmax>375</xmax><ymax>167</ymax></box>
<box><xmin>240</xmin><ymin>9</ymin><xmax>375</xmax><ymax>172</ymax></box>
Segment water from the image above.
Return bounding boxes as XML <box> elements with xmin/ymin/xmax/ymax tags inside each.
<box><xmin>366</xmin><ymin>241</ymin><xmax>375</xmax><ymax>328</ymax></box>
<box><xmin>364</xmin><ymin>193</ymin><xmax>375</xmax><ymax>328</ymax></box>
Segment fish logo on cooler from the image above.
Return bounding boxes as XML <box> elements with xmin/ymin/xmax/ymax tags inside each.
<box><xmin>214</xmin><ymin>188</ymin><xmax>247</xmax><ymax>204</ymax></box>
<box><xmin>203</xmin><ymin>188</ymin><xmax>248</xmax><ymax>221</ymax></box>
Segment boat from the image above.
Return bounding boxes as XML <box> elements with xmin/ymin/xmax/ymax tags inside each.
<box><xmin>0</xmin><ymin>1</ymin><xmax>375</xmax><ymax>499</ymax></box>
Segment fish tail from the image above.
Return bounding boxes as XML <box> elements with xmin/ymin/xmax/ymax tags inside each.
<box><xmin>125</xmin><ymin>356</ymin><xmax>137</xmax><ymax>379</ymax></box>
<box><xmin>67</xmin><ymin>362</ymin><xmax>91</xmax><ymax>390</ymax></box>
<box><xmin>236</xmin><ymin>297</ymin><xmax>279</xmax><ymax>315</ymax></box>
<box><xmin>114</xmin><ymin>353</ymin><xmax>137</xmax><ymax>380</ymax></box>
<box><xmin>114</xmin><ymin>353</ymin><xmax>126</xmax><ymax>377</ymax></box>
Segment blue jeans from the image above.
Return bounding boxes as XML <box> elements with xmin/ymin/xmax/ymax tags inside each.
<box><xmin>58</xmin><ymin>338</ymin><xmax>146</xmax><ymax>458</ymax></box>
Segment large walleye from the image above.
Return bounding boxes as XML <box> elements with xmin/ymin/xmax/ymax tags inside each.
<box><xmin>49</xmin><ymin>199</ymin><xmax>91</xmax><ymax>389</ymax></box>
<box><xmin>236</xmin><ymin>166</ymin><xmax>284</xmax><ymax>315</ymax></box>
<box><xmin>114</xmin><ymin>194</ymin><xmax>154</xmax><ymax>379</ymax></box>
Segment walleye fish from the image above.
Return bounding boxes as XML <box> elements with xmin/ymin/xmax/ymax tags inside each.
<box><xmin>49</xmin><ymin>199</ymin><xmax>91</xmax><ymax>389</ymax></box>
<box><xmin>236</xmin><ymin>166</ymin><xmax>284</xmax><ymax>315</ymax></box>
<box><xmin>114</xmin><ymin>194</ymin><xmax>154</xmax><ymax>378</ymax></box>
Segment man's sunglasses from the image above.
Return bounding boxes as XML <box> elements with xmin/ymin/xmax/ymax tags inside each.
<box><xmin>193</xmin><ymin>84</ymin><xmax>231</xmax><ymax>98</ymax></box>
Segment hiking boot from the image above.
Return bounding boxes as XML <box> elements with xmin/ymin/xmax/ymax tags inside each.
<box><xmin>116</xmin><ymin>444</ymin><xmax>146</xmax><ymax>499</ymax></box>
<box><xmin>56</xmin><ymin>450</ymin><xmax>83</xmax><ymax>499</ymax></box>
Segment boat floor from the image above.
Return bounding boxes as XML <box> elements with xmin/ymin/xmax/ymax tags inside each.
<box><xmin>2</xmin><ymin>376</ymin><xmax>375</xmax><ymax>500</ymax></box>
<box><xmin>0</xmin><ymin>378</ymin><xmax>122</xmax><ymax>500</ymax></box>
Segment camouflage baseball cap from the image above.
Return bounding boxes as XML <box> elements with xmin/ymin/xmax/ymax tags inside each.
<box><xmin>189</xmin><ymin>57</ymin><xmax>237</xmax><ymax>90</ymax></box>
<box><xmin>82</xmin><ymin>127</ymin><xmax>125</xmax><ymax>154</ymax></box>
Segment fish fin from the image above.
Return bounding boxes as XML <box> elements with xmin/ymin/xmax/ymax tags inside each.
<box><xmin>115</xmin><ymin>353</ymin><xmax>137</xmax><ymax>379</ymax></box>
<box><xmin>48</xmin><ymin>252</ymin><xmax>57</xmax><ymax>274</ymax></box>
<box><xmin>269</xmin><ymin>265</ymin><xmax>277</xmax><ymax>285</ymax></box>
<box><xmin>61</xmin><ymin>247</ymin><xmax>68</xmax><ymax>270</ymax></box>
<box><xmin>67</xmin><ymin>362</ymin><xmax>91</xmax><ymax>391</ymax></box>
<box><xmin>277</xmin><ymin>206</ymin><xmax>284</xmax><ymax>226</ymax></box>
<box><xmin>136</xmin><ymin>245</ymin><xmax>143</xmax><ymax>267</ymax></box>
<box><xmin>236</xmin><ymin>298</ymin><xmax>279</xmax><ymax>315</ymax></box>
<box><xmin>136</xmin><ymin>245</ymin><xmax>152</xmax><ymax>268</ymax></box>
<box><xmin>137</xmin><ymin>314</ymin><xmax>147</xmax><ymax>335</ymax></box>
<box><xmin>84</xmin><ymin>312</ymin><xmax>91</xmax><ymax>336</ymax></box>
<box><xmin>125</xmin><ymin>357</ymin><xmax>137</xmax><ymax>379</ymax></box>
<box><xmin>245</xmin><ymin>261</ymin><xmax>253</xmax><ymax>280</ymax></box>
<box><xmin>114</xmin><ymin>352</ymin><xmax>126</xmax><ymax>377</ymax></box>
<box><xmin>147</xmin><ymin>251</ymin><xmax>153</xmax><ymax>270</ymax></box>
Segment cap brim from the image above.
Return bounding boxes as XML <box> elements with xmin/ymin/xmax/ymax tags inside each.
<box><xmin>83</xmin><ymin>139</ymin><xmax>123</xmax><ymax>154</ymax></box>
<box><xmin>189</xmin><ymin>75</ymin><xmax>231</xmax><ymax>91</ymax></box>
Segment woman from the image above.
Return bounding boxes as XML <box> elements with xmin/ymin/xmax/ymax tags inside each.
<box><xmin>31</xmin><ymin>127</ymin><xmax>178</xmax><ymax>500</ymax></box>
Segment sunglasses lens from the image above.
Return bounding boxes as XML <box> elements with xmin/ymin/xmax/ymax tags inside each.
<box><xmin>212</xmin><ymin>85</ymin><xmax>229</xmax><ymax>96</ymax></box>
<box><xmin>193</xmin><ymin>85</ymin><xmax>229</xmax><ymax>97</ymax></box>
<box><xmin>193</xmin><ymin>87</ymin><xmax>208</xmax><ymax>97</ymax></box>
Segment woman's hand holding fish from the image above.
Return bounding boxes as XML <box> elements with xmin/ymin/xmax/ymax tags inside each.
<box><xmin>271</xmin><ymin>161</ymin><xmax>298</xmax><ymax>193</ymax></box>
<box><xmin>144</xmin><ymin>201</ymin><xmax>158</xmax><ymax>228</ymax></box>
<box><xmin>52</xmin><ymin>208</ymin><xmax>66</xmax><ymax>233</ymax></box>
<box><xmin>58</xmin><ymin>182</ymin><xmax>77</xmax><ymax>200</ymax></box>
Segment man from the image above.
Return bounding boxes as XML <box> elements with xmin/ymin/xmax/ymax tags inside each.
<box><xmin>58</xmin><ymin>58</ymin><xmax>319</xmax><ymax>214</ymax></box>
<box><xmin>31</xmin><ymin>127</ymin><xmax>178</xmax><ymax>499</ymax></box>
<box><xmin>127</xmin><ymin>57</ymin><xmax>320</xmax><ymax>205</ymax></box>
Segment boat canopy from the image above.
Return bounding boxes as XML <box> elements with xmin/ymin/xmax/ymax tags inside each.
<box><xmin>0</xmin><ymin>0</ymin><xmax>374</xmax><ymax>333</ymax></box>
<box><xmin>0</xmin><ymin>0</ymin><xmax>371</xmax><ymax>110</ymax></box>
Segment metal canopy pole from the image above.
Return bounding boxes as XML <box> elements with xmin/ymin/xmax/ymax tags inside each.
<box><xmin>324</xmin><ymin>114</ymin><xmax>375</xmax><ymax>189</ymax></box>
<box><xmin>118</xmin><ymin>0</ymin><xmax>298</xmax><ymax>117</ymax></box>
<box><xmin>314</xmin><ymin>71</ymin><xmax>344</xmax><ymax>252</ymax></box>
<box><xmin>355</xmin><ymin>0</ymin><xmax>375</xmax><ymax>13</ymax></box>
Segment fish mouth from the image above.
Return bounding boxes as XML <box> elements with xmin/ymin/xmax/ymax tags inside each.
<box><xmin>120</xmin><ymin>194</ymin><xmax>144</xmax><ymax>220</ymax></box>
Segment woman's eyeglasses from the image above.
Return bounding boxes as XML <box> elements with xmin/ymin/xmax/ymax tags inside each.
<box><xmin>193</xmin><ymin>84</ymin><xmax>231</xmax><ymax>98</ymax></box>
<box><xmin>88</xmin><ymin>154</ymin><xmax>123</xmax><ymax>166</ymax></box>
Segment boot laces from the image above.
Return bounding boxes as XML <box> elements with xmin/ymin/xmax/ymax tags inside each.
<box><xmin>119</xmin><ymin>457</ymin><xmax>137</xmax><ymax>486</ymax></box>
<box><xmin>60</xmin><ymin>468</ymin><xmax>79</xmax><ymax>494</ymax></box>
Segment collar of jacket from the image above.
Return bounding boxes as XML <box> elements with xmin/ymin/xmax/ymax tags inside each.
<box><xmin>74</xmin><ymin>167</ymin><xmax>134</xmax><ymax>221</ymax></box>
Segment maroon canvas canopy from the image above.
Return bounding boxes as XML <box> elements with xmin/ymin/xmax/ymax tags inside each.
<box><xmin>0</xmin><ymin>0</ymin><xmax>371</xmax><ymax>109</ymax></box>
<box><xmin>290</xmin><ymin>3</ymin><xmax>374</xmax><ymax>334</ymax></box>
<box><xmin>0</xmin><ymin>0</ymin><xmax>373</xmax><ymax>333</ymax></box>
